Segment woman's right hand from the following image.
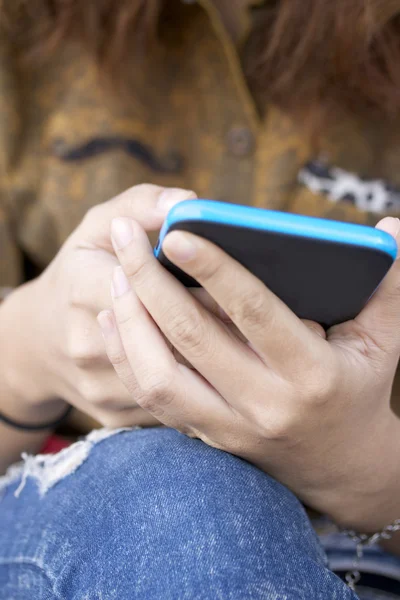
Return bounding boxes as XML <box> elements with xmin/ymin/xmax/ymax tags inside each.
<box><xmin>1</xmin><ymin>185</ymin><xmax>195</xmax><ymax>428</ymax></box>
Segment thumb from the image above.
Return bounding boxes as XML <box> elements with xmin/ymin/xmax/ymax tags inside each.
<box><xmin>355</xmin><ymin>217</ymin><xmax>400</xmax><ymax>355</ymax></box>
<box><xmin>75</xmin><ymin>185</ymin><xmax>196</xmax><ymax>252</ymax></box>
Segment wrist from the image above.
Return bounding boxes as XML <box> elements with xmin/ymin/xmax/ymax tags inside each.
<box><xmin>326</xmin><ymin>413</ymin><xmax>400</xmax><ymax>533</ymax></box>
<box><xmin>0</xmin><ymin>282</ymin><xmax>65</xmax><ymax>420</ymax></box>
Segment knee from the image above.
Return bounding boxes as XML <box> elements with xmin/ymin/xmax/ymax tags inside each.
<box><xmin>59</xmin><ymin>427</ymin><xmax>344</xmax><ymax>599</ymax></box>
<box><xmin>24</xmin><ymin>427</ymin><xmax>320</xmax><ymax>562</ymax></box>
<box><xmin>2</xmin><ymin>428</ymin><xmax>354</xmax><ymax>599</ymax></box>
<box><xmin>77</xmin><ymin>427</ymin><xmax>318</xmax><ymax>549</ymax></box>
<box><xmin>79</xmin><ymin>427</ymin><xmax>325</xmax><ymax>565</ymax></box>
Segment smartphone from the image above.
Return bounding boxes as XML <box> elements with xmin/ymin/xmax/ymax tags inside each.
<box><xmin>155</xmin><ymin>200</ymin><xmax>397</xmax><ymax>327</ymax></box>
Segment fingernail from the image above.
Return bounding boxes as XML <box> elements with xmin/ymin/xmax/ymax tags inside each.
<box><xmin>166</xmin><ymin>232</ymin><xmax>197</xmax><ymax>262</ymax></box>
<box><xmin>376</xmin><ymin>217</ymin><xmax>400</xmax><ymax>240</ymax></box>
<box><xmin>97</xmin><ymin>310</ymin><xmax>115</xmax><ymax>335</ymax></box>
<box><xmin>111</xmin><ymin>218</ymin><xmax>134</xmax><ymax>249</ymax></box>
<box><xmin>157</xmin><ymin>188</ymin><xmax>196</xmax><ymax>213</ymax></box>
<box><xmin>111</xmin><ymin>266</ymin><xmax>130</xmax><ymax>298</ymax></box>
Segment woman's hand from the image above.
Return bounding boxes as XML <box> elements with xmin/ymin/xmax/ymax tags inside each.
<box><xmin>100</xmin><ymin>214</ymin><xmax>400</xmax><ymax>533</ymax></box>
<box><xmin>1</xmin><ymin>185</ymin><xmax>195</xmax><ymax>428</ymax></box>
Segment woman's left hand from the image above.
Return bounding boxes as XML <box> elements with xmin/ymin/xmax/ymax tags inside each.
<box><xmin>99</xmin><ymin>215</ymin><xmax>400</xmax><ymax>533</ymax></box>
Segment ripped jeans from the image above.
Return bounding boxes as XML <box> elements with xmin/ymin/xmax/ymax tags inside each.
<box><xmin>0</xmin><ymin>427</ymin><xmax>399</xmax><ymax>600</ymax></box>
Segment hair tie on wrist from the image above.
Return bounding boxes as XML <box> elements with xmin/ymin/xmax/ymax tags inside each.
<box><xmin>0</xmin><ymin>404</ymin><xmax>73</xmax><ymax>432</ymax></box>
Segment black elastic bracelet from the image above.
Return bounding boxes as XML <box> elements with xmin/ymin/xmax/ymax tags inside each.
<box><xmin>0</xmin><ymin>404</ymin><xmax>73</xmax><ymax>432</ymax></box>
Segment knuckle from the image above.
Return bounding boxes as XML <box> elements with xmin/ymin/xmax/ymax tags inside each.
<box><xmin>68</xmin><ymin>275</ymin><xmax>89</xmax><ymax>309</ymax></box>
<box><xmin>114</xmin><ymin>307</ymin><xmax>135</xmax><ymax>329</ymax></box>
<box><xmin>135</xmin><ymin>399</ymin><xmax>166</xmax><ymax>419</ymax></box>
<box><xmin>165</xmin><ymin>308</ymin><xmax>209</xmax><ymax>356</ymax></box>
<box><xmin>68</xmin><ymin>285</ymin><xmax>82</xmax><ymax>309</ymax></box>
<box><xmin>352</xmin><ymin>322</ymin><xmax>388</xmax><ymax>362</ymax></box>
<box><xmin>79</xmin><ymin>378</ymin><xmax>106</xmax><ymax>406</ymax></box>
<box><xmin>68</xmin><ymin>336</ymin><xmax>101</xmax><ymax>368</ymax></box>
<box><xmin>386</xmin><ymin>268</ymin><xmax>400</xmax><ymax>299</ymax></box>
<box><xmin>119</xmin><ymin>372</ymin><xmax>141</xmax><ymax>398</ymax></box>
<box><xmin>260</xmin><ymin>412</ymin><xmax>294</xmax><ymax>442</ymax></box>
<box><xmin>138</xmin><ymin>373</ymin><xmax>176</xmax><ymax>413</ymax></box>
<box><xmin>227</xmin><ymin>287</ymin><xmax>269</xmax><ymax>332</ymax></box>
<box><xmin>123</xmin><ymin>255</ymin><xmax>157</xmax><ymax>287</ymax></box>
<box><xmin>116</xmin><ymin>184</ymin><xmax>161</xmax><ymax>219</ymax></box>
<box><xmin>107</xmin><ymin>348</ymin><xmax>128</xmax><ymax>368</ymax></box>
<box><xmin>130</xmin><ymin>182</ymin><xmax>157</xmax><ymax>197</ymax></box>
<box><xmin>250</xmin><ymin>391</ymin><xmax>296</xmax><ymax>441</ymax></box>
<box><xmin>300</xmin><ymin>365</ymin><xmax>337</xmax><ymax>406</ymax></box>
<box><xmin>196</xmin><ymin>259</ymin><xmax>224</xmax><ymax>284</ymax></box>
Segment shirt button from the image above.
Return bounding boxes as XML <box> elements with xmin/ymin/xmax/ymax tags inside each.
<box><xmin>226</xmin><ymin>126</ymin><xmax>255</xmax><ymax>157</ymax></box>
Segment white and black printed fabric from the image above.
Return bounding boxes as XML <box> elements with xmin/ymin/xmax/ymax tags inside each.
<box><xmin>298</xmin><ymin>161</ymin><xmax>400</xmax><ymax>215</ymax></box>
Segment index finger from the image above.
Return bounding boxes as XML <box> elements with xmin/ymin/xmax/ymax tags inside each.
<box><xmin>162</xmin><ymin>231</ymin><xmax>323</xmax><ymax>373</ymax></box>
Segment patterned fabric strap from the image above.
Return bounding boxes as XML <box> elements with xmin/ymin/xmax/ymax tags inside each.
<box><xmin>299</xmin><ymin>161</ymin><xmax>400</xmax><ymax>215</ymax></box>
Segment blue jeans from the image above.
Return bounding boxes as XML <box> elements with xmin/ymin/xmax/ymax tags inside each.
<box><xmin>0</xmin><ymin>428</ymin><xmax>396</xmax><ymax>599</ymax></box>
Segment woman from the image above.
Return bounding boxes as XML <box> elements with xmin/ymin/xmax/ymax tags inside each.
<box><xmin>1</xmin><ymin>0</ymin><xmax>400</xmax><ymax>597</ymax></box>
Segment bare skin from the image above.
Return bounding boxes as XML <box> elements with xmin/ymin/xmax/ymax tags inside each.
<box><xmin>0</xmin><ymin>185</ymin><xmax>195</xmax><ymax>473</ymax></box>
<box><xmin>100</xmin><ymin>210</ymin><xmax>400</xmax><ymax>550</ymax></box>
<box><xmin>3</xmin><ymin>183</ymin><xmax>400</xmax><ymax>555</ymax></box>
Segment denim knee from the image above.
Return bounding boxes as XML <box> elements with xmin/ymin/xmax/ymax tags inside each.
<box><xmin>0</xmin><ymin>428</ymin><xmax>357</xmax><ymax>599</ymax></box>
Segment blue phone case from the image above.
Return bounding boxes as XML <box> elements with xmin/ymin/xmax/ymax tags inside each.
<box><xmin>155</xmin><ymin>200</ymin><xmax>397</xmax><ymax>326</ymax></box>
